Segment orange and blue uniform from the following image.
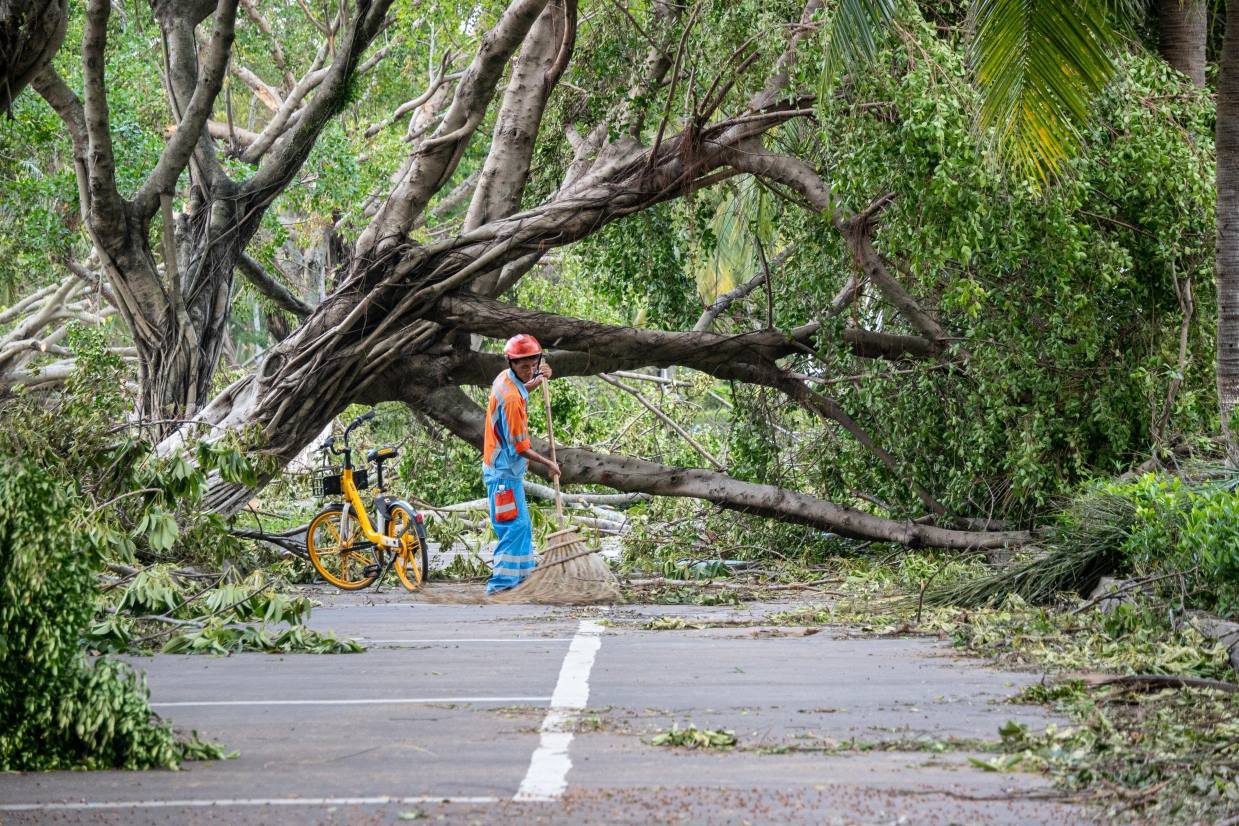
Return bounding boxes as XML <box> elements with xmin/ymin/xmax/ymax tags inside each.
<box><xmin>482</xmin><ymin>369</ymin><xmax>536</xmax><ymax>593</ymax></box>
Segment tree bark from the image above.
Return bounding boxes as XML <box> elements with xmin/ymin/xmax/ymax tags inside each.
<box><xmin>1218</xmin><ymin>0</ymin><xmax>1239</xmax><ymax>461</ymax></box>
<box><xmin>1158</xmin><ymin>0</ymin><xmax>1207</xmax><ymax>88</ymax></box>
<box><xmin>32</xmin><ymin>0</ymin><xmax>393</xmax><ymax>432</ymax></box>
<box><xmin>0</xmin><ymin>0</ymin><xmax>66</xmax><ymax>114</ymax></box>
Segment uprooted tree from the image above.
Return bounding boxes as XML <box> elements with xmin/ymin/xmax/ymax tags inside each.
<box><xmin>1</xmin><ymin>0</ymin><xmax>1217</xmax><ymax>549</ymax></box>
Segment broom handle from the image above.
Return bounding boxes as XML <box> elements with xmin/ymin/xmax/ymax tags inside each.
<box><xmin>540</xmin><ymin>379</ymin><xmax>565</xmax><ymax>529</ymax></box>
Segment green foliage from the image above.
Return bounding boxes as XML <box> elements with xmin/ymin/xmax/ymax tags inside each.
<box><xmin>995</xmin><ymin>693</ymin><xmax>1239</xmax><ymax>822</ymax></box>
<box><xmin>928</xmin><ymin>469</ymin><xmax>1239</xmax><ymax>615</ymax></box>
<box><xmin>953</xmin><ymin>595</ymin><xmax>1231</xmax><ymax>678</ymax></box>
<box><xmin>1114</xmin><ymin>472</ymin><xmax>1239</xmax><ymax>615</ymax></box>
<box><xmin>818</xmin><ymin>0</ymin><xmax>898</xmax><ymax>98</ymax></box>
<box><xmin>574</xmin><ymin>202</ymin><xmax>708</xmax><ymax>330</ymax></box>
<box><xmin>435</xmin><ymin>550</ymin><xmax>492</xmax><ymax>580</ymax></box>
<box><xmin>90</xmin><ymin>565</ymin><xmax>361</xmax><ymax>656</ymax></box>
<box><xmin>0</xmin><ymin>342</ymin><xmax>273</xmax><ymax>768</ymax></box>
<box><xmin>0</xmin><ymin>458</ymin><xmax>215</xmax><ymax>770</ymax></box>
<box><xmin>535</xmin><ymin>10</ymin><xmax>1218</xmax><ymax>531</ymax></box>
<box><xmin>726</xmin><ymin>386</ymin><xmax>790</xmax><ymax>484</ymax></box>
<box><xmin>799</xmin><ymin>37</ymin><xmax>1215</xmax><ymax>520</ymax></box>
<box><xmin>397</xmin><ymin>421</ymin><xmax>486</xmax><ymax>506</ymax></box>
<box><xmin>927</xmin><ymin>488</ymin><xmax>1137</xmax><ymax>607</ymax></box>
<box><xmin>161</xmin><ymin>622</ymin><xmax>362</xmax><ymax>655</ymax></box>
<box><xmin>650</xmin><ymin>724</ymin><xmax>738</xmax><ymax>750</ymax></box>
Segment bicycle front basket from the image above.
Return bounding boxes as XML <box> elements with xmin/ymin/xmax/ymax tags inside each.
<box><xmin>313</xmin><ymin>467</ymin><xmax>343</xmax><ymax>497</ymax></box>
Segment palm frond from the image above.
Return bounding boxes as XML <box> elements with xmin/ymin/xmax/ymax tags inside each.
<box><xmin>924</xmin><ymin>492</ymin><xmax>1136</xmax><ymax>608</ymax></box>
<box><xmin>819</xmin><ymin>0</ymin><xmax>899</xmax><ymax>98</ymax></box>
<box><xmin>971</xmin><ymin>0</ymin><xmax>1119</xmax><ymax>182</ymax></box>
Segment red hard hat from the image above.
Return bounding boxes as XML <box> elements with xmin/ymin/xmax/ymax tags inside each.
<box><xmin>503</xmin><ymin>334</ymin><xmax>543</xmax><ymax>359</ymax></box>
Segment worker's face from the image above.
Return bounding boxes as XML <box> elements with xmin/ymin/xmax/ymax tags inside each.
<box><xmin>509</xmin><ymin>354</ymin><xmax>541</xmax><ymax>383</ymax></box>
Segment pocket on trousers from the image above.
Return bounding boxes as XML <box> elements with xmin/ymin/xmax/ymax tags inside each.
<box><xmin>493</xmin><ymin>487</ymin><xmax>518</xmax><ymax>523</ymax></box>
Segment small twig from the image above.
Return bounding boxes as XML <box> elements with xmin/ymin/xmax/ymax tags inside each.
<box><xmin>1094</xmin><ymin>674</ymin><xmax>1239</xmax><ymax>694</ymax></box>
<box><xmin>1071</xmin><ymin>567</ymin><xmax>1198</xmax><ymax>615</ymax></box>
<box><xmin>90</xmin><ymin>487</ymin><xmax>163</xmax><ymax>516</ymax></box>
<box><xmin>130</xmin><ymin>581</ymin><xmax>276</xmax><ymax>645</ymax></box>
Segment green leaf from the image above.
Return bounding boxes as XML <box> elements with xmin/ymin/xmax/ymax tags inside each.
<box><xmin>144</xmin><ymin>510</ymin><xmax>178</xmax><ymax>553</ymax></box>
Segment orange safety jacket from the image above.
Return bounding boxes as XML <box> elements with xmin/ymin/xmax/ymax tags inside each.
<box><xmin>482</xmin><ymin>369</ymin><xmax>531</xmax><ymax>483</ymax></box>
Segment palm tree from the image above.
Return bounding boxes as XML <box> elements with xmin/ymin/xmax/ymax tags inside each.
<box><xmin>1218</xmin><ymin>2</ymin><xmax>1239</xmax><ymax>460</ymax></box>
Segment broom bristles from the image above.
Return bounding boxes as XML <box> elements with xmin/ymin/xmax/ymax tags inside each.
<box><xmin>488</xmin><ymin>527</ymin><xmax>624</xmax><ymax>605</ymax></box>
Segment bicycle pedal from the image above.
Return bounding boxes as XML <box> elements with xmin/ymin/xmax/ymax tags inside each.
<box><xmin>363</xmin><ymin>563</ymin><xmax>382</xmax><ymax>578</ymax></box>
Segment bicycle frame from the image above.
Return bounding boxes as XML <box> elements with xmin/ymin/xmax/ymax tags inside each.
<box><xmin>336</xmin><ymin>468</ymin><xmax>401</xmax><ymax>552</ymax></box>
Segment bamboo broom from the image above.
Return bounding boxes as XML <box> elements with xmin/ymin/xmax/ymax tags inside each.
<box><xmin>491</xmin><ymin>380</ymin><xmax>623</xmax><ymax>605</ymax></box>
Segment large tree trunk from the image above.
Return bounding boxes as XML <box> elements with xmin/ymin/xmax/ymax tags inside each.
<box><xmin>130</xmin><ymin>190</ymin><xmax>249</xmax><ymax>420</ymax></box>
<box><xmin>1219</xmin><ymin>1</ymin><xmax>1239</xmax><ymax>461</ymax></box>
<box><xmin>1158</xmin><ymin>0</ymin><xmax>1207</xmax><ymax>87</ymax></box>
<box><xmin>31</xmin><ymin>0</ymin><xmax>394</xmax><ymax>433</ymax></box>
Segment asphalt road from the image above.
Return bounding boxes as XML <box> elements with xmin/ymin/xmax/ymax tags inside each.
<box><xmin>0</xmin><ymin>590</ymin><xmax>1085</xmax><ymax>825</ymax></box>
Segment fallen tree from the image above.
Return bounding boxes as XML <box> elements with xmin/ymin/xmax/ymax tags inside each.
<box><xmin>2</xmin><ymin>0</ymin><xmax>1212</xmax><ymax>551</ymax></box>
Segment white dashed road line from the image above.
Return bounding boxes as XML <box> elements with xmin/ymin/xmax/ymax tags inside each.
<box><xmin>514</xmin><ymin>619</ymin><xmax>605</xmax><ymax>802</ymax></box>
<box><xmin>151</xmin><ymin>696</ymin><xmax>549</xmax><ymax>708</ymax></box>
<box><xmin>358</xmin><ymin>638</ymin><xmax>574</xmax><ymax>644</ymax></box>
<box><xmin>0</xmin><ymin>797</ymin><xmax>499</xmax><ymax>812</ymax></box>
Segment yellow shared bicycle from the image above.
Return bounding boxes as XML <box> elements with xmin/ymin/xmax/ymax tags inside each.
<box><xmin>306</xmin><ymin>410</ymin><xmax>429</xmax><ymax>591</ymax></box>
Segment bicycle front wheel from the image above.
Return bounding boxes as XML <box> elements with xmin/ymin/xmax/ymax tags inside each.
<box><xmin>388</xmin><ymin>506</ymin><xmax>429</xmax><ymax>591</ymax></box>
<box><xmin>306</xmin><ymin>507</ymin><xmax>383</xmax><ymax>590</ymax></box>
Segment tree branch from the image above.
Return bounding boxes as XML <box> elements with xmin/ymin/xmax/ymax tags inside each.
<box><xmin>237</xmin><ymin>254</ymin><xmax>314</xmax><ymax>317</ymax></box>
<box><xmin>243</xmin><ymin>0</ymin><xmax>397</xmax><ymax>203</ymax></box>
<box><xmin>358</xmin><ymin>0</ymin><xmax>553</xmax><ymax>256</ymax></box>
<box><xmin>843</xmin><ymin>328</ymin><xmax>938</xmax><ymax>361</ymax></box>
<box><xmin>417</xmin><ymin>386</ymin><xmax>1028</xmax><ymax>551</ymax></box>
<box><xmin>134</xmin><ymin>0</ymin><xmax>239</xmax><ymax>219</ymax></box>
<box><xmin>80</xmin><ymin>0</ymin><xmax>125</xmax><ymax>236</ymax></box>
<box><xmin>239</xmin><ymin>40</ymin><xmax>329</xmax><ymax>163</ymax></box>
<box><xmin>724</xmin><ymin>144</ymin><xmax>949</xmax><ymax>354</ymax></box>
<box><xmin>231</xmin><ymin>63</ymin><xmax>282</xmax><ymax>112</ymax></box>
<box><xmin>363</xmin><ymin>50</ymin><xmax>455</xmax><ymax>139</ymax></box>
<box><xmin>694</xmin><ymin>246</ymin><xmax>794</xmax><ymax>331</ymax></box>
<box><xmin>464</xmin><ymin>0</ymin><xmax>575</xmax><ymax>250</ymax></box>
<box><xmin>598</xmin><ymin>372</ymin><xmax>726</xmax><ymax>470</ymax></box>
<box><xmin>238</xmin><ymin>0</ymin><xmax>295</xmax><ymax>89</ymax></box>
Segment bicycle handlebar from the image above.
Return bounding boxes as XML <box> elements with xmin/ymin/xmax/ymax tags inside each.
<box><xmin>319</xmin><ymin>410</ymin><xmax>377</xmax><ymax>457</ymax></box>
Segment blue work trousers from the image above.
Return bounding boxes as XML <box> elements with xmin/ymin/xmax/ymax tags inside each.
<box><xmin>486</xmin><ymin>478</ymin><xmax>536</xmax><ymax>593</ymax></box>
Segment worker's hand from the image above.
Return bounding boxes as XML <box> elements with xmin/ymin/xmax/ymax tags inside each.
<box><xmin>545</xmin><ymin>459</ymin><xmax>562</xmax><ymax>480</ymax></box>
<box><xmin>538</xmin><ymin>362</ymin><xmax>553</xmax><ymax>382</ymax></box>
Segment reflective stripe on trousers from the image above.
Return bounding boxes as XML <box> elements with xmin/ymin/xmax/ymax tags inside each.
<box><xmin>486</xmin><ymin>478</ymin><xmax>535</xmax><ymax>594</ymax></box>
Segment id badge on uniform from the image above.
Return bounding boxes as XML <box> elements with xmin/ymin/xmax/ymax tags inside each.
<box><xmin>493</xmin><ymin>486</ymin><xmax>518</xmax><ymax>522</ymax></box>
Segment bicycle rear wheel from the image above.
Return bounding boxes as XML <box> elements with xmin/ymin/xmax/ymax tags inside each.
<box><xmin>306</xmin><ymin>507</ymin><xmax>383</xmax><ymax>590</ymax></box>
<box><xmin>388</xmin><ymin>506</ymin><xmax>429</xmax><ymax>591</ymax></box>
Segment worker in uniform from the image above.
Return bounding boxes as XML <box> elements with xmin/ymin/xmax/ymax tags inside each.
<box><xmin>482</xmin><ymin>334</ymin><xmax>561</xmax><ymax>594</ymax></box>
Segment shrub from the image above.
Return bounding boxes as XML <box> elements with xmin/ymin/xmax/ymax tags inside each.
<box><xmin>0</xmin><ymin>459</ymin><xmax>214</xmax><ymax>769</ymax></box>
<box><xmin>0</xmin><ymin>331</ymin><xmax>228</xmax><ymax>769</ymax></box>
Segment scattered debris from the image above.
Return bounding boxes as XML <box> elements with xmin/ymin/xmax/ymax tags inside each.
<box><xmin>649</xmin><ymin>725</ymin><xmax>737</xmax><ymax>750</ymax></box>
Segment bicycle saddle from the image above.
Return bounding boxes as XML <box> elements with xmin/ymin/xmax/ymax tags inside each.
<box><xmin>367</xmin><ymin>446</ymin><xmax>399</xmax><ymax>462</ymax></box>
